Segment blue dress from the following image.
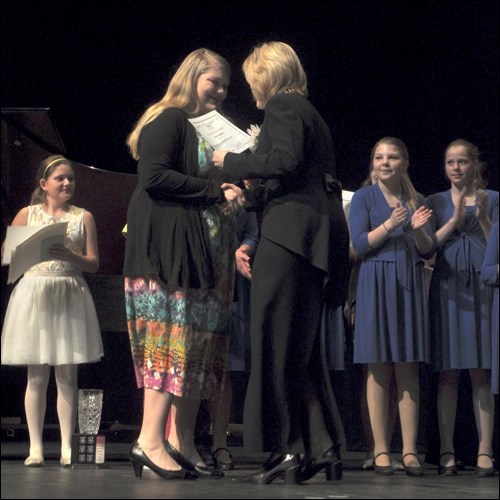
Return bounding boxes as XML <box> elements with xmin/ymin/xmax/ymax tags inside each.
<box><xmin>426</xmin><ymin>189</ymin><xmax>499</xmax><ymax>371</ymax></box>
<box><xmin>349</xmin><ymin>184</ymin><xmax>432</xmax><ymax>364</ymax></box>
<box><xmin>481</xmin><ymin>221</ymin><xmax>499</xmax><ymax>394</ymax></box>
<box><xmin>320</xmin><ymin>304</ymin><xmax>347</xmax><ymax>370</ymax></box>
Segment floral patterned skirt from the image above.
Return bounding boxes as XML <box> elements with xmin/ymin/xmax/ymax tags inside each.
<box><xmin>124</xmin><ymin>276</ymin><xmax>233</xmax><ymax>400</ymax></box>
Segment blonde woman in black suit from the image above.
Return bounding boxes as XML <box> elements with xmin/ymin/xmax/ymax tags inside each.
<box><xmin>213</xmin><ymin>41</ymin><xmax>350</xmax><ymax>484</ymax></box>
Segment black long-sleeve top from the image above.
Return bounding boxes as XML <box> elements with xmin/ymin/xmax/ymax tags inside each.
<box><xmin>123</xmin><ymin>108</ymin><xmax>226</xmax><ymax>289</ymax></box>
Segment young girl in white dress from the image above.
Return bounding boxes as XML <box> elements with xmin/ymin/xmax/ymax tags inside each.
<box><xmin>1</xmin><ymin>155</ymin><xmax>103</xmax><ymax>467</ymax></box>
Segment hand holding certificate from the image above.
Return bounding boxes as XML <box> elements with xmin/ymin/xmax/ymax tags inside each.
<box><xmin>2</xmin><ymin>222</ymin><xmax>68</xmax><ymax>284</ymax></box>
<box><xmin>188</xmin><ymin>110</ymin><xmax>251</xmax><ymax>153</ymax></box>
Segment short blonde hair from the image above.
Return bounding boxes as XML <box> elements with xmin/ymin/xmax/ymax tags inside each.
<box><xmin>242</xmin><ymin>41</ymin><xmax>308</xmax><ymax>102</ymax></box>
<box><xmin>127</xmin><ymin>48</ymin><xmax>230</xmax><ymax>159</ymax></box>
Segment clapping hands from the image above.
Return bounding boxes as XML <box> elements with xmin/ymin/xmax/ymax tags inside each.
<box><xmin>411</xmin><ymin>205</ymin><xmax>433</xmax><ymax>230</ymax></box>
<box><xmin>387</xmin><ymin>202</ymin><xmax>408</xmax><ymax>231</ymax></box>
<box><xmin>475</xmin><ymin>189</ymin><xmax>488</xmax><ymax>220</ymax></box>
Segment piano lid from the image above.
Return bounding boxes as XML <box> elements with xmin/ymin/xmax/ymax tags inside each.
<box><xmin>1</xmin><ymin>107</ymin><xmax>66</xmax><ymax>154</ymax></box>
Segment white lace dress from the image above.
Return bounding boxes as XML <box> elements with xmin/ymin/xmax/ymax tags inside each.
<box><xmin>1</xmin><ymin>204</ymin><xmax>103</xmax><ymax>365</ymax></box>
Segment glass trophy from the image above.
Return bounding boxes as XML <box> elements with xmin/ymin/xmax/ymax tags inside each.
<box><xmin>71</xmin><ymin>389</ymin><xmax>108</xmax><ymax>467</ymax></box>
<box><xmin>78</xmin><ymin>389</ymin><xmax>103</xmax><ymax>434</ymax></box>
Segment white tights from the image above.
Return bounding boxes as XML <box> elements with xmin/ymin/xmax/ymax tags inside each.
<box><xmin>24</xmin><ymin>364</ymin><xmax>78</xmax><ymax>460</ymax></box>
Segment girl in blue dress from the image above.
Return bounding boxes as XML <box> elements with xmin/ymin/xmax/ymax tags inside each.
<box><xmin>349</xmin><ymin>137</ymin><xmax>434</xmax><ymax>476</ymax></box>
<box><xmin>481</xmin><ymin>221</ymin><xmax>499</xmax><ymax>396</ymax></box>
<box><xmin>426</xmin><ymin>139</ymin><xmax>498</xmax><ymax>477</ymax></box>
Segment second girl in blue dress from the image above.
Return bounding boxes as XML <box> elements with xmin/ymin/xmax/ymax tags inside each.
<box><xmin>349</xmin><ymin>137</ymin><xmax>434</xmax><ymax>477</ymax></box>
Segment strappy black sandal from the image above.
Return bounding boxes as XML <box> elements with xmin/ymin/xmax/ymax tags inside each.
<box><xmin>402</xmin><ymin>452</ymin><xmax>424</xmax><ymax>477</ymax></box>
<box><xmin>374</xmin><ymin>452</ymin><xmax>394</xmax><ymax>476</ymax></box>
<box><xmin>476</xmin><ymin>453</ymin><xmax>496</xmax><ymax>477</ymax></box>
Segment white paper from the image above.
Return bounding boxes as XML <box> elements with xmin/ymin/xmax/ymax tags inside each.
<box><xmin>342</xmin><ymin>190</ymin><xmax>355</xmax><ymax>219</ymax></box>
<box><xmin>4</xmin><ymin>223</ymin><xmax>68</xmax><ymax>284</ymax></box>
<box><xmin>188</xmin><ymin>110</ymin><xmax>251</xmax><ymax>153</ymax></box>
<box><xmin>2</xmin><ymin>226</ymin><xmax>41</xmax><ymax>265</ymax></box>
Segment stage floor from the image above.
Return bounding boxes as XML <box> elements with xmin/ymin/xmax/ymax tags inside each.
<box><xmin>1</xmin><ymin>441</ymin><xmax>498</xmax><ymax>499</ymax></box>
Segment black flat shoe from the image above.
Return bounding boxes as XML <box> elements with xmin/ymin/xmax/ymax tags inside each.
<box><xmin>438</xmin><ymin>452</ymin><xmax>458</xmax><ymax>476</ymax></box>
<box><xmin>128</xmin><ymin>441</ymin><xmax>197</xmax><ymax>480</ymax></box>
<box><xmin>300</xmin><ymin>445</ymin><xmax>342</xmax><ymax>482</ymax></box>
<box><xmin>402</xmin><ymin>452</ymin><xmax>424</xmax><ymax>477</ymax></box>
<box><xmin>374</xmin><ymin>452</ymin><xmax>394</xmax><ymax>476</ymax></box>
<box><xmin>476</xmin><ymin>453</ymin><xmax>496</xmax><ymax>477</ymax></box>
<box><xmin>165</xmin><ymin>440</ymin><xmax>224</xmax><ymax>479</ymax></box>
<box><xmin>240</xmin><ymin>453</ymin><xmax>301</xmax><ymax>484</ymax></box>
<box><xmin>212</xmin><ymin>447</ymin><xmax>234</xmax><ymax>471</ymax></box>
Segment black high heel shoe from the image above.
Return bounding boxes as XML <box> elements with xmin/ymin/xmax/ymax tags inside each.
<box><xmin>240</xmin><ymin>453</ymin><xmax>301</xmax><ymax>484</ymax></box>
<box><xmin>300</xmin><ymin>445</ymin><xmax>342</xmax><ymax>482</ymax></box>
<box><xmin>212</xmin><ymin>447</ymin><xmax>234</xmax><ymax>471</ymax></box>
<box><xmin>165</xmin><ymin>440</ymin><xmax>224</xmax><ymax>479</ymax></box>
<box><xmin>438</xmin><ymin>452</ymin><xmax>458</xmax><ymax>476</ymax></box>
<box><xmin>128</xmin><ymin>441</ymin><xmax>197</xmax><ymax>480</ymax></box>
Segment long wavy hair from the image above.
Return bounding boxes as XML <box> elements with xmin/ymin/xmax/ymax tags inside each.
<box><xmin>242</xmin><ymin>41</ymin><xmax>308</xmax><ymax>103</ymax></box>
<box><xmin>370</xmin><ymin>137</ymin><xmax>419</xmax><ymax>210</ymax></box>
<box><xmin>126</xmin><ymin>48</ymin><xmax>230</xmax><ymax>160</ymax></box>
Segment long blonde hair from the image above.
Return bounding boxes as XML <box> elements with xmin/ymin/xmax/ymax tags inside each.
<box><xmin>126</xmin><ymin>48</ymin><xmax>230</xmax><ymax>160</ymax></box>
<box><xmin>242</xmin><ymin>41</ymin><xmax>308</xmax><ymax>102</ymax></box>
<box><xmin>370</xmin><ymin>137</ymin><xmax>419</xmax><ymax>210</ymax></box>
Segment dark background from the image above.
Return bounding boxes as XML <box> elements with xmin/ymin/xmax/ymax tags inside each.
<box><xmin>2</xmin><ymin>0</ymin><xmax>499</xmax><ymax>195</ymax></box>
<box><xmin>1</xmin><ymin>1</ymin><xmax>498</xmax><ymax>453</ymax></box>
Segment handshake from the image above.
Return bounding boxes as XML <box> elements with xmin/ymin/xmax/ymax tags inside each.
<box><xmin>221</xmin><ymin>183</ymin><xmax>245</xmax><ymax>215</ymax></box>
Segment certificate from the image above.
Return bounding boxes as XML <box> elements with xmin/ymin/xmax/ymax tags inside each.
<box><xmin>2</xmin><ymin>222</ymin><xmax>68</xmax><ymax>284</ymax></box>
<box><xmin>188</xmin><ymin>110</ymin><xmax>251</xmax><ymax>153</ymax></box>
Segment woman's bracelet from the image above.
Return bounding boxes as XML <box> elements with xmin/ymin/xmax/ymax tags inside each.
<box><xmin>382</xmin><ymin>222</ymin><xmax>392</xmax><ymax>233</ymax></box>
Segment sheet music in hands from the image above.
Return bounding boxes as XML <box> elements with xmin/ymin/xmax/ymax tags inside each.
<box><xmin>188</xmin><ymin>110</ymin><xmax>251</xmax><ymax>153</ymax></box>
<box><xmin>2</xmin><ymin>222</ymin><xmax>68</xmax><ymax>284</ymax></box>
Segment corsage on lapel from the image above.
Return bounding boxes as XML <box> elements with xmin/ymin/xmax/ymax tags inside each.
<box><xmin>247</xmin><ymin>124</ymin><xmax>261</xmax><ymax>153</ymax></box>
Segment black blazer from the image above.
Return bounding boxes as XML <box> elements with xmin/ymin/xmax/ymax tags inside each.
<box><xmin>222</xmin><ymin>93</ymin><xmax>349</xmax><ymax>295</ymax></box>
